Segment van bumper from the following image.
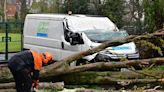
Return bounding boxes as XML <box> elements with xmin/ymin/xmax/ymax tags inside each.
<box><xmin>95</xmin><ymin>53</ymin><xmax>140</xmax><ymax>61</ymax></box>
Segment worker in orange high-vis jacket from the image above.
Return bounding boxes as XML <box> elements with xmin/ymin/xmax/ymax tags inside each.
<box><xmin>8</xmin><ymin>50</ymin><xmax>53</xmax><ymax>92</ymax></box>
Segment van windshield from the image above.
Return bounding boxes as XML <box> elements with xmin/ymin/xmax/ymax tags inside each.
<box><xmin>82</xmin><ymin>30</ymin><xmax>129</xmax><ymax>42</ymax></box>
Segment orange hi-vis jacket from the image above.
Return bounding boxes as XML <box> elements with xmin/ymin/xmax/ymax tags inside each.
<box><xmin>31</xmin><ymin>51</ymin><xmax>43</xmax><ymax>71</ymax></box>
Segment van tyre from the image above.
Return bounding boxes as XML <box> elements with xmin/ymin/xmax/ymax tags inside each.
<box><xmin>76</xmin><ymin>59</ymin><xmax>88</xmax><ymax>66</ymax></box>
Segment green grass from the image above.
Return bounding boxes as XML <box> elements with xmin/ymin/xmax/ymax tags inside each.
<box><xmin>151</xmin><ymin>65</ymin><xmax>164</xmax><ymax>70</ymax></box>
<box><xmin>0</xmin><ymin>33</ymin><xmax>22</xmax><ymax>52</ymax></box>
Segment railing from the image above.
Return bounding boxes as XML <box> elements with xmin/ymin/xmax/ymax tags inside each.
<box><xmin>0</xmin><ymin>22</ymin><xmax>24</xmax><ymax>61</ymax></box>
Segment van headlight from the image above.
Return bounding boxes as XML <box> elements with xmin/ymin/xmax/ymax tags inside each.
<box><xmin>99</xmin><ymin>50</ymin><xmax>112</xmax><ymax>54</ymax></box>
<box><xmin>104</xmin><ymin>50</ymin><xmax>113</xmax><ymax>54</ymax></box>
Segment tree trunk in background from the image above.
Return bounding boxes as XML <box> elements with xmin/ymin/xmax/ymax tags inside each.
<box><xmin>20</xmin><ymin>0</ymin><xmax>27</xmax><ymax>21</ymax></box>
<box><xmin>0</xmin><ymin>0</ymin><xmax>5</xmax><ymax>18</ymax></box>
<box><xmin>154</xmin><ymin>0</ymin><xmax>163</xmax><ymax>30</ymax></box>
<box><xmin>144</xmin><ymin>0</ymin><xmax>164</xmax><ymax>32</ymax></box>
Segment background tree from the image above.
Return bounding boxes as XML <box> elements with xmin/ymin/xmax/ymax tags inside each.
<box><xmin>101</xmin><ymin>0</ymin><xmax>126</xmax><ymax>28</ymax></box>
<box><xmin>153</xmin><ymin>0</ymin><xmax>164</xmax><ymax>30</ymax></box>
<box><xmin>29</xmin><ymin>0</ymin><xmax>40</xmax><ymax>13</ymax></box>
<box><xmin>125</xmin><ymin>0</ymin><xmax>144</xmax><ymax>34</ymax></box>
<box><xmin>49</xmin><ymin>0</ymin><xmax>61</xmax><ymax>13</ymax></box>
<box><xmin>29</xmin><ymin>0</ymin><xmax>62</xmax><ymax>14</ymax></box>
<box><xmin>62</xmin><ymin>0</ymin><xmax>89</xmax><ymax>14</ymax></box>
<box><xmin>20</xmin><ymin>0</ymin><xmax>27</xmax><ymax>21</ymax></box>
<box><xmin>0</xmin><ymin>0</ymin><xmax>5</xmax><ymax>21</ymax></box>
<box><xmin>144</xmin><ymin>0</ymin><xmax>164</xmax><ymax>33</ymax></box>
<box><xmin>38</xmin><ymin>0</ymin><xmax>49</xmax><ymax>13</ymax></box>
<box><xmin>2</xmin><ymin>0</ymin><xmax>163</xmax><ymax>35</ymax></box>
<box><xmin>87</xmin><ymin>0</ymin><xmax>102</xmax><ymax>15</ymax></box>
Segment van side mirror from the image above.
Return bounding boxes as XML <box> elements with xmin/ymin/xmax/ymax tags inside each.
<box><xmin>69</xmin><ymin>33</ymin><xmax>84</xmax><ymax>45</ymax></box>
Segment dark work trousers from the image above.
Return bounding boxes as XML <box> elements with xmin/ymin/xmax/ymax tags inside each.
<box><xmin>8</xmin><ymin>66</ymin><xmax>32</xmax><ymax>92</ymax></box>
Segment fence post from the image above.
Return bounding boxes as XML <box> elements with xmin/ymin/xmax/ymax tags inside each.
<box><xmin>5</xmin><ymin>22</ymin><xmax>8</xmax><ymax>60</ymax></box>
<box><xmin>20</xmin><ymin>22</ymin><xmax>24</xmax><ymax>51</ymax></box>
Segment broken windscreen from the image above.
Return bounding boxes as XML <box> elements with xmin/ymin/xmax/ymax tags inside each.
<box><xmin>82</xmin><ymin>30</ymin><xmax>129</xmax><ymax>42</ymax></box>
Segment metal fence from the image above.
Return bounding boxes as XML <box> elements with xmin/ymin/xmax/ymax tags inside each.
<box><xmin>0</xmin><ymin>22</ymin><xmax>23</xmax><ymax>61</ymax></box>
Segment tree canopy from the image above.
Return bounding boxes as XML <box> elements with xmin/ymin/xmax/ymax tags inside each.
<box><xmin>0</xmin><ymin>0</ymin><xmax>163</xmax><ymax>34</ymax></box>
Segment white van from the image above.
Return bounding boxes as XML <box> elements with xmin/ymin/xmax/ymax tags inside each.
<box><xmin>23</xmin><ymin>14</ymin><xmax>139</xmax><ymax>65</ymax></box>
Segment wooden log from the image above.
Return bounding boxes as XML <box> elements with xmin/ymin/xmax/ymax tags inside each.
<box><xmin>0</xmin><ymin>67</ymin><xmax>164</xmax><ymax>89</ymax></box>
<box><xmin>0</xmin><ymin>71</ymin><xmax>163</xmax><ymax>89</ymax></box>
<box><xmin>51</xmin><ymin>71</ymin><xmax>164</xmax><ymax>89</ymax></box>
<box><xmin>51</xmin><ymin>71</ymin><xmax>164</xmax><ymax>85</ymax></box>
<box><xmin>0</xmin><ymin>89</ymin><xmax>16</xmax><ymax>92</ymax></box>
<box><xmin>0</xmin><ymin>82</ymin><xmax>64</xmax><ymax>90</ymax></box>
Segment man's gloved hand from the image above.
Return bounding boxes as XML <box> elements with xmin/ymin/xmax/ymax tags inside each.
<box><xmin>32</xmin><ymin>80</ymin><xmax>39</xmax><ymax>90</ymax></box>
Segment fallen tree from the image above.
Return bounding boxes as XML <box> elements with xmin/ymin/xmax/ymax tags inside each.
<box><xmin>40</xmin><ymin>57</ymin><xmax>164</xmax><ymax>78</ymax></box>
<box><xmin>0</xmin><ymin>57</ymin><xmax>164</xmax><ymax>82</ymax></box>
<box><xmin>0</xmin><ymin>31</ymin><xmax>164</xmax><ymax>90</ymax></box>
<box><xmin>40</xmin><ymin>32</ymin><xmax>164</xmax><ymax>76</ymax></box>
<box><xmin>0</xmin><ymin>69</ymin><xmax>164</xmax><ymax>89</ymax></box>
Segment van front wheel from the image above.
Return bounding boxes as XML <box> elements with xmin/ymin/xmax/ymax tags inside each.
<box><xmin>76</xmin><ymin>59</ymin><xmax>88</xmax><ymax>66</ymax></box>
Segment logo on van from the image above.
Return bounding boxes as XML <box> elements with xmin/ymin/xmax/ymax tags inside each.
<box><xmin>37</xmin><ymin>22</ymin><xmax>49</xmax><ymax>37</ymax></box>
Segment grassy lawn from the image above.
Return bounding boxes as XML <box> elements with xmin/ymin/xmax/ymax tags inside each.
<box><xmin>0</xmin><ymin>33</ymin><xmax>22</xmax><ymax>52</ymax></box>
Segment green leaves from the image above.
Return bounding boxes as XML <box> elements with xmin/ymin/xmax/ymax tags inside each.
<box><xmin>144</xmin><ymin>0</ymin><xmax>164</xmax><ymax>32</ymax></box>
<box><xmin>101</xmin><ymin>0</ymin><xmax>126</xmax><ymax>28</ymax></box>
<box><xmin>62</xmin><ymin>0</ymin><xmax>89</xmax><ymax>14</ymax></box>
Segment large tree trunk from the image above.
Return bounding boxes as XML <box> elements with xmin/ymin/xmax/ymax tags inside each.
<box><xmin>1</xmin><ymin>57</ymin><xmax>164</xmax><ymax>83</ymax></box>
<box><xmin>40</xmin><ymin>31</ymin><xmax>164</xmax><ymax>76</ymax></box>
<box><xmin>40</xmin><ymin>57</ymin><xmax>164</xmax><ymax>78</ymax></box>
<box><xmin>0</xmin><ymin>70</ymin><xmax>164</xmax><ymax>89</ymax></box>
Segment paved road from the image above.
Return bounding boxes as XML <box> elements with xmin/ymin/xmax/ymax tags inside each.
<box><xmin>0</xmin><ymin>53</ymin><xmax>17</xmax><ymax>61</ymax></box>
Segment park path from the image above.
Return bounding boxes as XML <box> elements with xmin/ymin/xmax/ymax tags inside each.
<box><xmin>0</xmin><ymin>53</ymin><xmax>16</xmax><ymax>62</ymax></box>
